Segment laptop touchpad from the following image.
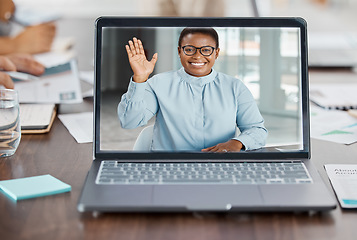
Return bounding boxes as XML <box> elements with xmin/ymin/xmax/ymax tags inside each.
<box><xmin>153</xmin><ymin>185</ymin><xmax>263</xmax><ymax>210</ymax></box>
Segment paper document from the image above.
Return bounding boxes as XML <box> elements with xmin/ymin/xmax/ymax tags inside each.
<box><xmin>79</xmin><ymin>70</ymin><xmax>94</xmax><ymax>85</ymax></box>
<box><xmin>14</xmin><ymin>59</ymin><xmax>82</xmax><ymax>104</ymax></box>
<box><xmin>79</xmin><ymin>70</ymin><xmax>94</xmax><ymax>98</ymax></box>
<box><xmin>34</xmin><ymin>51</ymin><xmax>75</xmax><ymax>68</ymax></box>
<box><xmin>58</xmin><ymin>112</ymin><xmax>93</xmax><ymax>143</ymax></box>
<box><xmin>325</xmin><ymin>164</ymin><xmax>357</xmax><ymax>209</ymax></box>
<box><xmin>310</xmin><ymin>83</ymin><xmax>357</xmax><ymax>110</ymax></box>
<box><xmin>310</xmin><ymin>105</ymin><xmax>357</xmax><ymax>144</ymax></box>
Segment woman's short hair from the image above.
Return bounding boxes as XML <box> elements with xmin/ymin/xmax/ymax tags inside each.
<box><xmin>178</xmin><ymin>27</ymin><xmax>219</xmax><ymax>48</ymax></box>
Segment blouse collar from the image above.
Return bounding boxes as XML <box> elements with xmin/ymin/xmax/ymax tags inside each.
<box><xmin>178</xmin><ymin>67</ymin><xmax>217</xmax><ymax>86</ymax></box>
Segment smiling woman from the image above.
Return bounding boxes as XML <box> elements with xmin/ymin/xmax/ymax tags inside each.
<box><xmin>118</xmin><ymin>27</ymin><xmax>268</xmax><ymax>152</ymax></box>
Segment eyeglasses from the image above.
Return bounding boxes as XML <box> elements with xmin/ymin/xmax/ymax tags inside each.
<box><xmin>181</xmin><ymin>45</ymin><xmax>216</xmax><ymax>56</ymax></box>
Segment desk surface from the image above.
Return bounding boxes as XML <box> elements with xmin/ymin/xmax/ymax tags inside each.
<box><xmin>1</xmin><ymin>95</ymin><xmax>357</xmax><ymax>240</ymax></box>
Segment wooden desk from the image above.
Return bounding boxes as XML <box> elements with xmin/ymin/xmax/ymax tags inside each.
<box><xmin>1</xmin><ymin>100</ymin><xmax>357</xmax><ymax>240</ymax></box>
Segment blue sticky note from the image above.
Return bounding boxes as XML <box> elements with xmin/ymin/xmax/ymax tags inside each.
<box><xmin>342</xmin><ymin>199</ymin><xmax>357</xmax><ymax>206</ymax></box>
<box><xmin>0</xmin><ymin>174</ymin><xmax>71</xmax><ymax>201</ymax></box>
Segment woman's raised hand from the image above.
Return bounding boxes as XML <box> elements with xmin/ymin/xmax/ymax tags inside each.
<box><xmin>125</xmin><ymin>37</ymin><xmax>158</xmax><ymax>83</ymax></box>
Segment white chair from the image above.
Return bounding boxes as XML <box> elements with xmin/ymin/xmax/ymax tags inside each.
<box><xmin>133</xmin><ymin>125</ymin><xmax>154</xmax><ymax>151</ymax></box>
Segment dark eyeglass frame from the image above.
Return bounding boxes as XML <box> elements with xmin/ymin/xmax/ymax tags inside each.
<box><xmin>181</xmin><ymin>45</ymin><xmax>216</xmax><ymax>56</ymax></box>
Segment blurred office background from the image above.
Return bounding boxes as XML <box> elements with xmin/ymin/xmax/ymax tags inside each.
<box><xmin>12</xmin><ymin>0</ymin><xmax>357</xmax><ymax>22</ymax></box>
<box><xmin>10</xmin><ymin>0</ymin><xmax>357</xmax><ymax>150</ymax></box>
<box><xmin>13</xmin><ymin>0</ymin><xmax>357</xmax><ymax>75</ymax></box>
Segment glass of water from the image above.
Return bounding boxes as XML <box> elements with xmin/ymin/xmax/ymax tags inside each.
<box><xmin>0</xmin><ymin>89</ymin><xmax>21</xmax><ymax>158</ymax></box>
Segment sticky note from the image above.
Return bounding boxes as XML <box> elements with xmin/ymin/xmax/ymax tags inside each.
<box><xmin>342</xmin><ymin>199</ymin><xmax>357</xmax><ymax>206</ymax></box>
<box><xmin>0</xmin><ymin>174</ymin><xmax>71</xmax><ymax>201</ymax></box>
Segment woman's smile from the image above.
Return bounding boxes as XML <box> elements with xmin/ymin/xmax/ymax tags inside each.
<box><xmin>190</xmin><ymin>62</ymin><xmax>206</xmax><ymax>67</ymax></box>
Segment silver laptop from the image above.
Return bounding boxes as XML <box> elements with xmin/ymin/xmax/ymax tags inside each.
<box><xmin>77</xmin><ymin>17</ymin><xmax>336</xmax><ymax>212</ymax></box>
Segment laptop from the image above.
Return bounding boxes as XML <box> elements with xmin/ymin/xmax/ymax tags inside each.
<box><xmin>77</xmin><ymin>17</ymin><xmax>336</xmax><ymax>212</ymax></box>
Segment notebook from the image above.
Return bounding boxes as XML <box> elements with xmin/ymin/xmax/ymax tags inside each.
<box><xmin>77</xmin><ymin>17</ymin><xmax>336</xmax><ymax>212</ymax></box>
<box><xmin>20</xmin><ymin>103</ymin><xmax>57</xmax><ymax>134</ymax></box>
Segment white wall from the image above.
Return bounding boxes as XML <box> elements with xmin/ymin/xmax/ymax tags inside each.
<box><xmin>14</xmin><ymin>0</ymin><xmax>142</xmax><ymax>17</ymax></box>
<box><xmin>13</xmin><ymin>0</ymin><xmax>271</xmax><ymax>18</ymax></box>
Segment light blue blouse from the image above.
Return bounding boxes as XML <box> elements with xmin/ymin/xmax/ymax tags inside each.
<box><xmin>118</xmin><ymin>68</ymin><xmax>267</xmax><ymax>151</ymax></box>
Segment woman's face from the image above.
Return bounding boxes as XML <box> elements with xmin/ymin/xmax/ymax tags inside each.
<box><xmin>178</xmin><ymin>33</ymin><xmax>220</xmax><ymax>78</ymax></box>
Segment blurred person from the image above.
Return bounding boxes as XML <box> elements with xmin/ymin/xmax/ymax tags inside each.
<box><xmin>0</xmin><ymin>54</ymin><xmax>46</xmax><ymax>89</ymax></box>
<box><xmin>0</xmin><ymin>0</ymin><xmax>56</xmax><ymax>55</ymax></box>
<box><xmin>6</xmin><ymin>53</ymin><xmax>45</xmax><ymax>75</ymax></box>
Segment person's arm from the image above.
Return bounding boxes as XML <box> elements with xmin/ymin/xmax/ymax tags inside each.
<box><xmin>0</xmin><ymin>23</ymin><xmax>56</xmax><ymax>55</ymax></box>
<box><xmin>202</xmin><ymin>82</ymin><xmax>267</xmax><ymax>153</ymax></box>
<box><xmin>118</xmin><ymin>37</ymin><xmax>159</xmax><ymax>129</ymax></box>
<box><xmin>0</xmin><ymin>37</ymin><xmax>16</xmax><ymax>54</ymax></box>
<box><xmin>0</xmin><ymin>55</ymin><xmax>16</xmax><ymax>89</ymax></box>
<box><xmin>118</xmin><ymin>78</ymin><xmax>158</xmax><ymax>129</ymax></box>
<box><xmin>233</xmin><ymin>87</ymin><xmax>268</xmax><ymax>151</ymax></box>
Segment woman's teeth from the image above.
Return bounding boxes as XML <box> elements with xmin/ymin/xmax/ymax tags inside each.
<box><xmin>191</xmin><ymin>62</ymin><xmax>205</xmax><ymax>66</ymax></box>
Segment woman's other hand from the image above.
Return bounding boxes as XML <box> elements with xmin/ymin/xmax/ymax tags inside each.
<box><xmin>201</xmin><ymin>139</ymin><xmax>244</xmax><ymax>153</ymax></box>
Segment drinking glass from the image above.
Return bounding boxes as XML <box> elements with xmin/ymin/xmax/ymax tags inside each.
<box><xmin>0</xmin><ymin>89</ymin><xmax>21</xmax><ymax>157</ymax></box>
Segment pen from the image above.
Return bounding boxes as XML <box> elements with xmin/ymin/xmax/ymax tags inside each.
<box><xmin>348</xmin><ymin>109</ymin><xmax>357</xmax><ymax>119</ymax></box>
<box><xmin>4</xmin><ymin>71</ymin><xmax>40</xmax><ymax>81</ymax></box>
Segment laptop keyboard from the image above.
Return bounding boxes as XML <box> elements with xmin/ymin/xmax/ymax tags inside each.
<box><xmin>96</xmin><ymin>161</ymin><xmax>313</xmax><ymax>185</ymax></box>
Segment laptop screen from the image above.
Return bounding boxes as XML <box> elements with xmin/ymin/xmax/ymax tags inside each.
<box><xmin>94</xmin><ymin>17</ymin><xmax>309</xmax><ymax>160</ymax></box>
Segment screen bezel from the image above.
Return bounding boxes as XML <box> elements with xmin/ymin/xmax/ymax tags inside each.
<box><xmin>94</xmin><ymin>17</ymin><xmax>310</xmax><ymax>160</ymax></box>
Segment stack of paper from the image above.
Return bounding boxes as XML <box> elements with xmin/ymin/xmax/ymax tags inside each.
<box><xmin>14</xmin><ymin>60</ymin><xmax>82</xmax><ymax>104</ymax></box>
<box><xmin>310</xmin><ymin>83</ymin><xmax>357</xmax><ymax>110</ymax></box>
<box><xmin>12</xmin><ymin>57</ymin><xmax>83</xmax><ymax>134</ymax></box>
<box><xmin>325</xmin><ymin>164</ymin><xmax>357</xmax><ymax>209</ymax></box>
<box><xmin>310</xmin><ymin>105</ymin><xmax>357</xmax><ymax>145</ymax></box>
